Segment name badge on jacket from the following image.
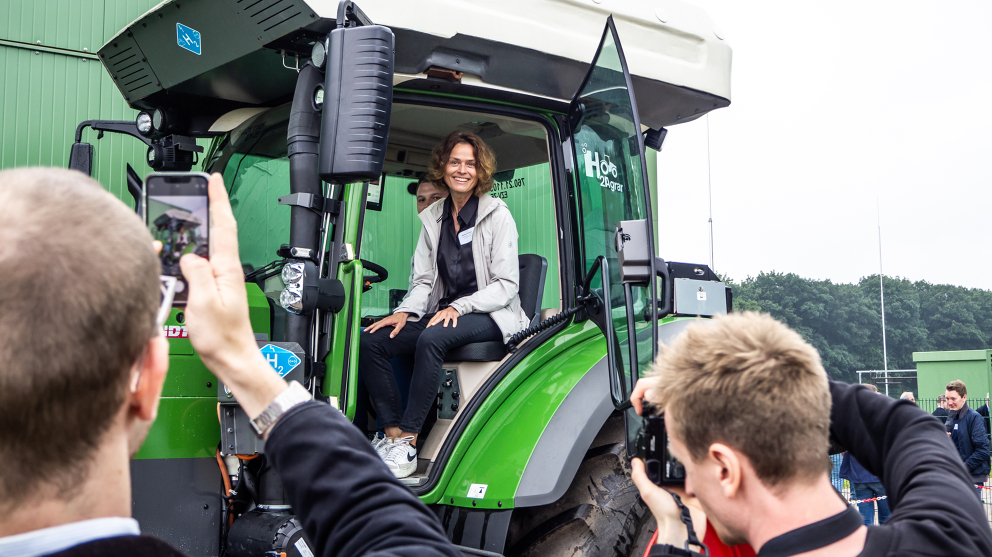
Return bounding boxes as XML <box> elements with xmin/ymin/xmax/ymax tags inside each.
<box><xmin>458</xmin><ymin>227</ymin><xmax>475</xmax><ymax>245</ymax></box>
<box><xmin>954</xmin><ymin>424</ymin><xmax>959</xmax><ymax>430</ymax></box>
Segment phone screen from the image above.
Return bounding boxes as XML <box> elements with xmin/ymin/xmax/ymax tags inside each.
<box><xmin>144</xmin><ymin>173</ymin><xmax>210</xmax><ymax>304</ymax></box>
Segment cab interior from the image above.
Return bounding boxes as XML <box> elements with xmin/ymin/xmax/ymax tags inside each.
<box><xmin>210</xmin><ymin>101</ymin><xmax>564</xmax><ymax>484</ymax></box>
<box><xmin>360</xmin><ymin>104</ymin><xmax>562</xmax><ymax>484</ymax></box>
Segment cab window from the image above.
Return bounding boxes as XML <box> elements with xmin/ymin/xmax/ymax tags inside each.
<box><xmin>360</xmin><ymin>105</ymin><xmax>560</xmax><ymax>319</ymax></box>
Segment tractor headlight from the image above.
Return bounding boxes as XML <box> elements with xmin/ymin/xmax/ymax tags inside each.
<box><xmin>277</xmin><ymin>260</ymin><xmax>345</xmax><ymax>316</ymax></box>
<box><xmin>152</xmin><ymin>108</ymin><xmax>166</xmax><ymax>132</ymax></box>
<box><xmin>281</xmin><ymin>261</ymin><xmax>305</xmax><ymax>284</ymax></box>
<box><xmin>311</xmin><ymin>39</ymin><xmax>326</xmax><ymax>70</ymax></box>
<box><xmin>136</xmin><ymin>111</ymin><xmax>153</xmax><ymax>135</ymax></box>
<box><xmin>279</xmin><ymin>284</ymin><xmax>304</xmax><ymax>314</ymax></box>
<box><xmin>279</xmin><ymin>261</ymin><xmax>306</xmax><ymax>314</ymax></box>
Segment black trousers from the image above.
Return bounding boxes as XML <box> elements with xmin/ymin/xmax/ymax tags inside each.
<box><xmin>359</xmin><ymin>312</ymin><xmax>502</xmax><ymax>433</ymax></box>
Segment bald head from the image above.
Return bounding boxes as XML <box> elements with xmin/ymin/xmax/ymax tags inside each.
<box><xmin>0</xmin><ymin>168</ymin><xmax>160</xmax><ymax>511</ymax></box>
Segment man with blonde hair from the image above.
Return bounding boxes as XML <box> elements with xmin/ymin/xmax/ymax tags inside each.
<box><xmin>629</xmin><ymin>312</ymin><xmax>991</xmax><ymax>556</ymax></box>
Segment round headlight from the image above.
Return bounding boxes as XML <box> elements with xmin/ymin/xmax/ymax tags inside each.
<box><xmin>311</xmin><ymin>39</ymin><xmax>326</xmax><ymax>69</ymax></box>
<box><xmin>279</xmin><ymin>287</ymin><xmax>304</xmax><ymax>314</ymax></box>
<box><xmin>152</xmin><ymin>108</ymin><xmax>165</xmax><ymax>131</ymax></box>
<box><xmin>136</xmin><ymin>111</ymin><xmax>153</xmax><ymax>135</ymax></box>
<box><xmin>281</xmin><ymin>261</ymin><xmax>305</xmax><ymax>284</ymax></box>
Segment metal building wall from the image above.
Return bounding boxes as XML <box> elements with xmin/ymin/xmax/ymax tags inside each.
<box><xmin>0</xmin><ymin>0</ymin><xmax>161</xmax><ymax>205</ymax></box>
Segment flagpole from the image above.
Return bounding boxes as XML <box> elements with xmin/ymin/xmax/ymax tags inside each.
<box><xmin>878</xmin><ymin>198</ymin><xmax>889</xmax><ymax>395</ymax></box>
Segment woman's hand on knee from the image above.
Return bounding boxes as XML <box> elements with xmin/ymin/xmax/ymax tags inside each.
<box><xmin>428</xmin><ymin>307</ymin><xmax>460</xmax><ymax>328</ymax></box>
<box><xmin>365</xmin><ymin>312</ymin><xmax>409</xmax><ymax>337</ymax></box>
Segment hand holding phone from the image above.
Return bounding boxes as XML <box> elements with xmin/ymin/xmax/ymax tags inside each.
<box><xmin>144</xmin><ymin>172</ymin><xmax>211</xmax><ymax>304</ymax></box>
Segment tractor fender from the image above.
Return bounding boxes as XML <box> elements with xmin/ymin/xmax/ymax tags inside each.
<box><xmin>514</xmin><ymin>356</ymin><xmax>612</xmax><ymax>506</ymax></box>
<box><xmin>514</xmin><ymin>318</ymin><xmax>696</xmax><ymax>507</ymax></box>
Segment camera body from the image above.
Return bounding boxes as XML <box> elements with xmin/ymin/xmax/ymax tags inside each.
<box><xmin>636</xmin><ymin>404</ymin><xmax>686</xmax><ymax>486</ymax></box>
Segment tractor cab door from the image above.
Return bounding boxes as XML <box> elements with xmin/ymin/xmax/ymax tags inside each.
<box><xmin>565</xmin><ymin>17</ymin><xmax>659</xmax><ymax>449</ymax></box>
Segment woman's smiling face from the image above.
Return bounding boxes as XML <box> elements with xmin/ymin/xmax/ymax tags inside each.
<box><xmin>444</xmin><ymin>142</ymin><xmax>478</xmax><ymax>195</ymax></box>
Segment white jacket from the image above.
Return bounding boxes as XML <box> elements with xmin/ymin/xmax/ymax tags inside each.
<box><xmin>394</xmin><ymin>194</ymin><xmax>530</xmax><ymax>343</ymax></box>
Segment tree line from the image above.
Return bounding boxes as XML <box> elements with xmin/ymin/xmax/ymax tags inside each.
<box><xmin>727</xmin><ymin>272</ymin><xmax>992</xmax><ymax>383</ymax></box>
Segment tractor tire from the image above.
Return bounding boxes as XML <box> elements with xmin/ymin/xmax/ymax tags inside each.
<box><xmin>506</xmin><ymin>415</ymin><xmax>655</xmax><ymax>557</ymax></box>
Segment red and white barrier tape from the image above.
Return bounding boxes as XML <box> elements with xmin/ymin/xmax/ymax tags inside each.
<box><xmin>848</xmin><ymin>484</ymin><xmax>991</xmax><ymax>505</ymax></box>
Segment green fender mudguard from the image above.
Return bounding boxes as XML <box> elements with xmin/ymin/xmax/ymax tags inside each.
<box><xmin>430</xmin><ymin>318</ymin><xmax>698</xmax><ymax>511</ymax></box>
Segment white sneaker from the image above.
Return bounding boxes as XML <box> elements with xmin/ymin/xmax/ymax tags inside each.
<box><xmin>383</xmin><ymin>435</ymin><xmax>417</xmax><ymax>478</ymax></box>
<box><xmin>371</xmin><ymin>433</ymin><xmax>392</xmax><ymax>458</ymax></box>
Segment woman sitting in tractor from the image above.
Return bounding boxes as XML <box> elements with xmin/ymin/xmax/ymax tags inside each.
<box><xmin>360</xmin><ymin>131</ymin><xmax>529</xmax><ymax>478</ymax></box>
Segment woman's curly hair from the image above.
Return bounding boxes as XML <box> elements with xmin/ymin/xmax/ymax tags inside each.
<box><xmin>425</xmin><ymin>131</ymin><xmax>497</xmax><ymax>196</ymax></box>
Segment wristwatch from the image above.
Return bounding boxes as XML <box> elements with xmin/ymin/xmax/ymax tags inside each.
<box><xmin>250</xmin><ymin>381</ymin><xmax>312</xmax><ymax>438</ymax></box>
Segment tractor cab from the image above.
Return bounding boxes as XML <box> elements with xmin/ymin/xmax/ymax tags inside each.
<box><xmin>69</xmin><ymin>1</ymin><xmax>732</xmax><ymax>555</ymax></box>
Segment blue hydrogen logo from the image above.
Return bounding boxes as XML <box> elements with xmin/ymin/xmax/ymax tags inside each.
<box><xmin>260</xmin><ymin>344</ymin><xmax>301</xmax><ymax>377</ymax></box>
<box><xmin>176</xmin><ymin>23</ymin><xmax>201</xmax><ymax>55</ymax></box>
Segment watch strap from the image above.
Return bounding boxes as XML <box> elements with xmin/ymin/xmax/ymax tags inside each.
<box><xmin>250</xmin><ymin>381</ymin><xmax>312</xmax><ymax>437</ymax></box>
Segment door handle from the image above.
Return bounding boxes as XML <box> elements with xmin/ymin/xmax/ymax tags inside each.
<box><xmin>655</xmin><ymin>257</ymin><xmax>673</xmax><ymax>319</ymax></box>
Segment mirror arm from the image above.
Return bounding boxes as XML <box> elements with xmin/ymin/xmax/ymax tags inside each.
<box><xmin>74</xmin><ymin>120</ymin><xmax>152</xmax><ymax>146</ymax></box>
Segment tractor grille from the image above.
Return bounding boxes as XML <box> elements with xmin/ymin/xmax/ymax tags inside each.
<box><xmin>102</xmin><ymin>38</ymin><xmax>159</xmax><ymax>102</ymax></box>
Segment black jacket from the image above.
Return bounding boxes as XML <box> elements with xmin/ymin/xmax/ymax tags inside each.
<box><xmin>51</xmin><ymin>402</ymin><xmax>460</xmax><ymax>557</ymax></box>
<box><xmin>832</xmin><ymin>382</ymin><xmax>992</xmax><ymax>555</ymax></box>
<box><xmin>944</xmin><ymin>403</ymin><xmax>992</xmax><ymax>480</ymax></box>
<box><xmin>264</xmin><ymin>402</ymin><xmax>462</xmax><ymax>557</ymax></box>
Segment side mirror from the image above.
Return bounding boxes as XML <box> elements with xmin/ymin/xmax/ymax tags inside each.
<box><xmin>68</xmin><ymin>142</ymin><xmax>94</xmax><ymax>176</ymax></box>
<box><xmin>318</xmin><ymin>24</ymin><xmax>395</xmax><ymax>184</ymax></box>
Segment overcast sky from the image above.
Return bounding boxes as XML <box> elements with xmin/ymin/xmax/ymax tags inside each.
<box><xmin>656</xmin><ymin>0</ymin><xmax>992</xmax><ymax>291</ymax></box>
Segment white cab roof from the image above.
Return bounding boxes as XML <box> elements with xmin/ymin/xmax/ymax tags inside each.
<box><xmin>307</xmin><ymin>0</ymin><xmax>732</xmax><ymax>103</ymax></box>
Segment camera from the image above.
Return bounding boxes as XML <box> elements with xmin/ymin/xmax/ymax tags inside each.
<box><xmin>636</xmin><ymin>404</ymin><xmax>686</xmax><ymax>486</ymax></box>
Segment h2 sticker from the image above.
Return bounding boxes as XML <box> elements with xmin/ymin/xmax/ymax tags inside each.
<box><xmin>260</xmin><ymin>344</ymin><xmax>301</xmax><ymax>377</ymax></box>
<box><xmin>581</xmin><ymin>144</ymin><xmax>623</xmax><ymax>192</ymax></box>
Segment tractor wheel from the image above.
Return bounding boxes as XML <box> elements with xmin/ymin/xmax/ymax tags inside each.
<box><xmin>506</xmin><ymin>415</ymin><xmax>655</xmax><ymax>557</ymax></box>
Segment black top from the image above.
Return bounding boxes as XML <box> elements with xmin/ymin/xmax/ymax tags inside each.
<box><xmin>437</xmin><ymin>194</ymin><xmax>479</xmax><ymax>308</ymax></box>
<box><xmin>834</xmin><ymin>381</ymin><xmax>992</xmax><ymax>555</ymax></box>
<box><xmin>47</xmin><ymin>535</ymin><xmax>185</xmax><ymax>557</ymax></box>
<box><xmin>932</xmin><ymin>406</ymin><xmax>948</xmax><ymax>424</ymax></box>
<box><xmin>944</xmin><ymin>402</ymin><xmax>992</xmax><ymax>480</ymax></box>
<box><xmin>265</xmin><ymin>402</ymin><xmax>461</xmax><ymax>557</ymax></box>
<box><xmin>50</xmin><ymin>402</ymin><xmax>460</xmax><ymax>557</ymax></box>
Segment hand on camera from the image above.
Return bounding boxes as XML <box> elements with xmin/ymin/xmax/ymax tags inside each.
<box><xmin>630</xmin><ymin>376</ymin><xmax>657</xmax><ymax>416</ymax></box>
<box><xmin>630</xmin><ymin>462</ymin><xmax>706</xmax><ymax>547</ymax></box>
<box><xmin>180</xmin><ymin>173</ymin><xmax>288</xmax><ymax>420</ymax></box>
<box><xmin>365</xmin><ymin>311</ymin><xmax>410</xmax><ymax>337</ymax></box>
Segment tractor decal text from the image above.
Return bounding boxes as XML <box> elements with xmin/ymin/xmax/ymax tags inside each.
<box><xmin>581</xmin><ymin>144</ymin><xmax>624</xmax><ymax>193</ymax></box>
<box><xmin>164</xmin><ymin>325</ymin><xmax>188</xmax><ymax>338</ymax></box>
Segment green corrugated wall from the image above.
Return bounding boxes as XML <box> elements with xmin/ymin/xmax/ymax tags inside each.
<box><xmin>0</xmin><ymin>0</ymin><xmax>161</xmax><ymax>205</ymax></box>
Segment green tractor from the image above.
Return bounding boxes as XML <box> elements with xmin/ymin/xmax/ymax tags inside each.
<box><xmin>68</xmin><ymin>1</ymin><xmax>732</xmax><ymax>555</ymax></box>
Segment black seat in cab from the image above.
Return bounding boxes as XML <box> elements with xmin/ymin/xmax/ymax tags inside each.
<box><xmin>442</xmin><ymin>254</ymin><xmax>547</xmax><ymax>362</ymax></box>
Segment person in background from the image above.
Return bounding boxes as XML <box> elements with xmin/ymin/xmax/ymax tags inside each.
<box><xmin>409</xmin><ymin>178</ymin><xmax>448</xmax><ymax>215</ymax></box>
<box><xmin>933</xmin><ymin>394</ymin><xmax>949</xmax><ymax>425</ymax></box>
<box><xmin>975</xmin><ymin>394</ymin><xmax>991</xmax><ymax>441</ymax></box>
<box><xmin>839</xmin><ymin>385</ymin><xmax>890</xmax><ymax>525</ymax></box>
<box><xmin>944</xmin><ymin>380</ymin><xmax>991</xmax><ymax>500</ymax></box>
<box><xmin>900</xmin><ymin>391</ymin><xmax>916</xmax><ymax>404</ymax></box>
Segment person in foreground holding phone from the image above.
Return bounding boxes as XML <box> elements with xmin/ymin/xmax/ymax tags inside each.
<box><xmin>0</xmin><ymin>168</ymin><xmax>459</xmax><ymax>557</ymax></box>
<box><xmin>628</xmin><ymin>312</ymin><xmax>992</xmax><ymax>557</ymax></box>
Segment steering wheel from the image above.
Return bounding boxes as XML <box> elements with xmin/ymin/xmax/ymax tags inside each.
<box><xmin>360</xmin><ymin>259</ymin><xmax>388</xmax><ymax>292</ymax></box>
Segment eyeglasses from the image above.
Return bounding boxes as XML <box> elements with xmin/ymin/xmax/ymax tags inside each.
<box><xmin>156</xmin><ymin>276</ymin><xmax>178</xmax><ymax>332</ymax></box>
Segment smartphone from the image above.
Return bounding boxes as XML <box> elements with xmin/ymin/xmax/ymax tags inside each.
<box><xmin>144</xmin><ymin>172</ymin><xmax>211</xmax><ymax>304</ymax></box>
<box><xmin>636</xmin><ymin>405</ymin><xmax>686</xmax><ymax>486</ymax></box>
